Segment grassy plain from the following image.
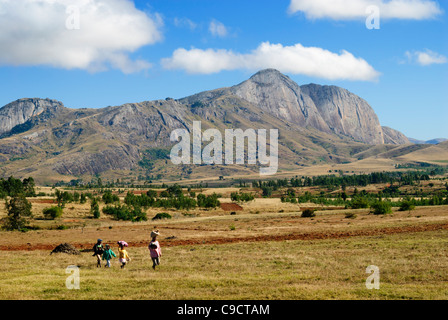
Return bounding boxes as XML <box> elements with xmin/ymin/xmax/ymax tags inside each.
<box><xmin>0</xmin><ymin>190</ymin><xmax>447</xmax><ymax>300</ymax></box>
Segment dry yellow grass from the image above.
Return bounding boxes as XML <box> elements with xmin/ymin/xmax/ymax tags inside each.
<box><xmin>0</xmin><ymin>229</ymin><xmax>447</xmax><ymax>300</ymax></box>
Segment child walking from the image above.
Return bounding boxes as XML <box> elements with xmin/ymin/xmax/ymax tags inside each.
<box><xmin>102</xmin><ymin>244</ymin><xmax>116</xmax><ymax>268</ymax></box>
<box><xmin>148</xmin><ymin>230</ymin><xmax>162</xmax><ymax>270</ymax></box>
<box><xmin>117</xmin><ymin>241</ymin><xmax>131</xmax><ymax>269</ymax></box>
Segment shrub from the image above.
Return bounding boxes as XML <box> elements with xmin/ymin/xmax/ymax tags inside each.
<box><xmin>90</xmin><ymin>197</ymin><xmax>100</xmax><ymax>219</ymax></box>
<box><xmin>43</xmin><ymin>206</ymin><xmax>63</xmax><ymax>220</ymax></box>
<box><xmin>102</xmin><ymin>190</ymin><xmax>119</xmax><ymax>204</ymax></box>
<box><xmin>103</xmin><ymin>204</ymin><xmax>147</xmax><ymax>222</ymax></box>
<box><xmin>349</xmin><ymin>197</ymin><xmax>370</xmax><ymax>209</ymax></box>
<box><xmin>301</xmin><ymin>208</ymin><xmax>316</xmax><ymax>218</ymax></box>
<box><xmin>152</xmin><ymin>212</ymin><xmax>172</xmax><ymax>221</ymax></box>
<box><xmin>399</xmin><ymin>200</ymin><xmax>416</xmax><ymax>212</ymax></box>
<box><xmin>371</xmin><ymin>201</ymin><xmax>392</xmax><ymax>215</ymax></box>
<box><xmin>197</xmin><ymin>193</ymin><xmax>220</xmax><ymax>209</ymax></box>
<box><xmin>231</xmin><ymin>192</ymin><xmax>255</xmax><ymax>202</ymax></box>
<box><xmin>345</xmin><ymin>212</ymin><xmax>357</xmax><ymax>219</ymax></box>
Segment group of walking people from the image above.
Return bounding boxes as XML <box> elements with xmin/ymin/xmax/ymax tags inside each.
<box><xmin>92</xmin><ymin>230</ymin><xmax>162</xmax><ymax>270</ymax></box>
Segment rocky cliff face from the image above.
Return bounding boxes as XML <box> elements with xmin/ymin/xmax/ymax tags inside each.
<box><xmin>301</xmin><ymin>83</ymin><xmax>384</xmax><ymax>145</ymax></box>
<box><xmin>0</xmin><ymin>98</ymin><xmax>64</xmax><ymax>136</ymax></box>
<box><xmin>382</xmin><ymin>126</ymin><xmax>410</xmax><ymax>145</ymax></box>
<box><xmin>229</xmin><ymin>69</ymin><xmax>332</xmax><ymax>134</ymax></box>
<box><xmin>182</xmin><ymin>69</ymin><xmax>389</xmax><ymax>145</ymax></box>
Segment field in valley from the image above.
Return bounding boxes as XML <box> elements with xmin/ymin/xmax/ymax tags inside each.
<box><xmin>0</xmin><ymin>188</ymin><xmax>447</xmax><ymax>300</ymax></box>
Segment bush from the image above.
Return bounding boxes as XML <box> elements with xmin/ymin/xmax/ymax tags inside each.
<box><xmin>231</xmin><ymin>192</ymin><xmax>255</xmax><ymax>202</ymax></box>
<box><xmin>371</xmin><ymin>201</ymin><xmax>392</xmax><ymax>215</ymax></box>
<box><xmin>103</xmin><ymin>204</ymin><xmax>147</xmax><ymax>222</ymax></box>
<box><xmin>90</xmin><ymin>197</ymin><xmax>100</xmax><ymax>219</ymax></box>
<box><xmin>152</xmin><ymin>212</ymin><xmax>172</xmax><ymax>221</ymax></box>
<box><xmin>301</xmin><ymin>208</ymin><xmax>316</xmax><ymax>218</ymax></box>
<box><xmin>399</xmin><ymin>200</ymin><xmax>416</xmax><ymax>212</ymax></box>
<box><xmin>349</xmin><ymin>197</ymin><xmax>370</xmax><ymax>209</ymax></box>
<box><xmin>102</xmin><ymin>190</ymin><xmax>119</xmax><ymax>204</ymax></box>
<box><xmin>43</xmin><ymin>206</ymin><xmax>63</xmax><ymax>220</ymax></box>
<box><xmin>345</xmin><ymin>212</ymin><xmax>357</xmax><ymax>219</ymax></box>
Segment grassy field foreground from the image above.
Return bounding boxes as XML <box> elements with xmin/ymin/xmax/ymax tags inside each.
<box><xmin>1</xmin><ymin>229</ymin><xmax>447</xmax><ymax>300</ymax></box>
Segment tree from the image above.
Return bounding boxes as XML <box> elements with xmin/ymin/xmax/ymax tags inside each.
<box><xmin>261</xmin><ymin>186</ymin><xmax>273</xmax><ymax>197</ymax></box>
<box><xmin>22</xmin><ymin>177</ymin><xmax>36</xmax><ymax>197</ymax></box>
<box><xmin>2</xmin><ymin>195</ymin><xmax>33</xmax><ymax>231</ymax></box>
<box><xmin>91</xmin><ymin>197</ymin><xmax>100</xmax><ymax>219</ymax></box>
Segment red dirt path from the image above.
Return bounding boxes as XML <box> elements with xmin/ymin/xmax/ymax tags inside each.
<box><xmin>1</xmin><ymin>222</ymin><xmax>447</xmax><ymax>252</ymax></box>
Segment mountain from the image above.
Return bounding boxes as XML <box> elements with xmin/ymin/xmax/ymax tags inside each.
<box><xmin>183</xmin><ymin>69</ymin><xmax>387</xmax><ymax>145</ymax></box>
<box><xmin>382</xmin><ymin>126</ymin><xmax>410</xmax><ymax>145</ymax></box>
<box><xmin>0</xmin><ymin>98</ymin><xmax>66</xmax><ymax>137</ymax></box>
<box><xmin>408</xmin><ymin>137</ymin><xmax>447</xmax><ymax>145</ymax></box>
<box><xmin>0</xmin><ymin>69</ymin><xmax>424</xmax><ymax>184</ymax></box>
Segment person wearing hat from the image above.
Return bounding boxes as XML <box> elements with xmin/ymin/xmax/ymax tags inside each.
<box><xmin>118</xmin><ymin>241</ymin><xmax>131</xmax><ymax>269</ymax></box>
<box><xmin>93</xmin><ymin>239</ymin><xmax>104</xmax><ymax>268</ymax></box>
<box><xmin>148</xmin><ymin>230</ymin><xmax>162</xmax><ymax>270</ymax></box>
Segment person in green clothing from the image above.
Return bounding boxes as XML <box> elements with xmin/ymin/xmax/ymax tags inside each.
<box><xmin>102</xmin><ymin>244</ymin><xmax>116</xmax><ymax>268</ymax></box>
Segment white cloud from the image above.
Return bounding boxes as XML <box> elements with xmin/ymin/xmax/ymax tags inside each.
<box><xmin>405</xmin><ymin>50</ymin><xmax>447</xmax><ymax>66</ymax></box>
<box><xmin>174</xmin><ymin>17</ymin><xmax>197</xmax><ymax>30</ymax></box>
<box><xmin>0</xmin><ymin>0</ymin><xmax>162</xmax><ymax>73</ymax></box>
<box><xmin>288</xmin><ymin>0</ymin><xmax>442</xmax><ymax>20</ymax></box>
<box><xmin>209</xmin><ymin>19</ymin><xmax>229</xmax><ymax>37</ymax></box>
<box><xmin>161</xmin><ymin>42</ymin><xmax>380</xmax><ymax>81</ymax></box>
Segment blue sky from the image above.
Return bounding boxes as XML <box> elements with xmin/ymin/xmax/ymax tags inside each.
<box><xmin>0</xmin><ymin>0</ymin><xmax>446</xmax><ymax>140</ymax></box>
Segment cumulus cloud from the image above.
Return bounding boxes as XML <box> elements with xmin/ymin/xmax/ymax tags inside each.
<box><xmin>209</xmin><ymin>19</ymin><xmax>229</xmax><ymax>37</ymax></box>
<box><xmin>288</xmin><ymin>0</ymin><xmax>442</xmax><ymax>20</ymax></box>
<box><xmin>161</xmin><ymin>42</ymin><xmax>380</xmax><ymax>81</ymax></box>
<box><xmin>405</xmin><ymin>50</ymin><xmax>447</xmax><ymax>66</ymax></box>
<box><xmin>0</xmin><ymin>0</ymin><xmax>162</xmax><ymax>73</ymax></box>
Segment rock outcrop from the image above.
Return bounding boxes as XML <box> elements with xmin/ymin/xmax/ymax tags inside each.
<box><xmin>382</xmin><ymin>126</ymin><xmax>410</xmax><ymax>145</ymax></box>
<box><xmin>300</xmin><ymin>83</ymin><xmax>385</xmax><ymax>145</ymax></box>
<box><xmin>0</xmin><ymin>98</ymin><xmax>64</xmax><ymax>136</ymax></box>
<box><xmin>229</xmin><ymin>69</ymin><xmax>331</xmax><ymax>134</ymax></box>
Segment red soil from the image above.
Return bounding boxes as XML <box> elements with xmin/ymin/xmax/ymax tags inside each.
<box><xmin>2</xmin><ymin>222</ymin><xmax>447</xmax><ymax>252</ymax></box>
<box><xmin>220</xmin><ymin>203</ymin><xmax>243</xmax><ymax>211</ymax></box>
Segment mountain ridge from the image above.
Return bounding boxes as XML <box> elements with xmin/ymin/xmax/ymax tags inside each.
<box><xmin>0</xmin><ymin>69</ymin><xmax>442</xmax><ymax>184</ymax></box>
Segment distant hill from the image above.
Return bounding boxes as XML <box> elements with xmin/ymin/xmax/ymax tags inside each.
<box><xmin>0</xmin><ymin>69</ymin><xmax>437</xmax><ymax>184</ymax></box>
<box><xmin>408</xmin><ymin>138</ymin><xmax>447</xmax><ymax>145</ymax></box>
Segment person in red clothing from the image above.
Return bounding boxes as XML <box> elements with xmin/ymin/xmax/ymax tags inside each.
<box><xmin>148</xmin><ymin>230</ymin><xmax>162</xmax><ymax>270</ymax></box>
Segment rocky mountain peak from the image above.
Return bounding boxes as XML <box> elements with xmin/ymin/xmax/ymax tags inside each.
<box><xmin>0</xmin><ymin>98</ymin><xmax>65</xmax><ymax>136</ymax></box>
<box><xmin>248</xmin><ymin>68</ymin><xmax>295</xmax><ymax>85</ymax></box>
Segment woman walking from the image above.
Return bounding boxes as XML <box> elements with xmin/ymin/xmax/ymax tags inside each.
<box><xmin>148</xmin><ymin>230</ymin><xmax>162</xmax><ymax>270</ymax></box>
